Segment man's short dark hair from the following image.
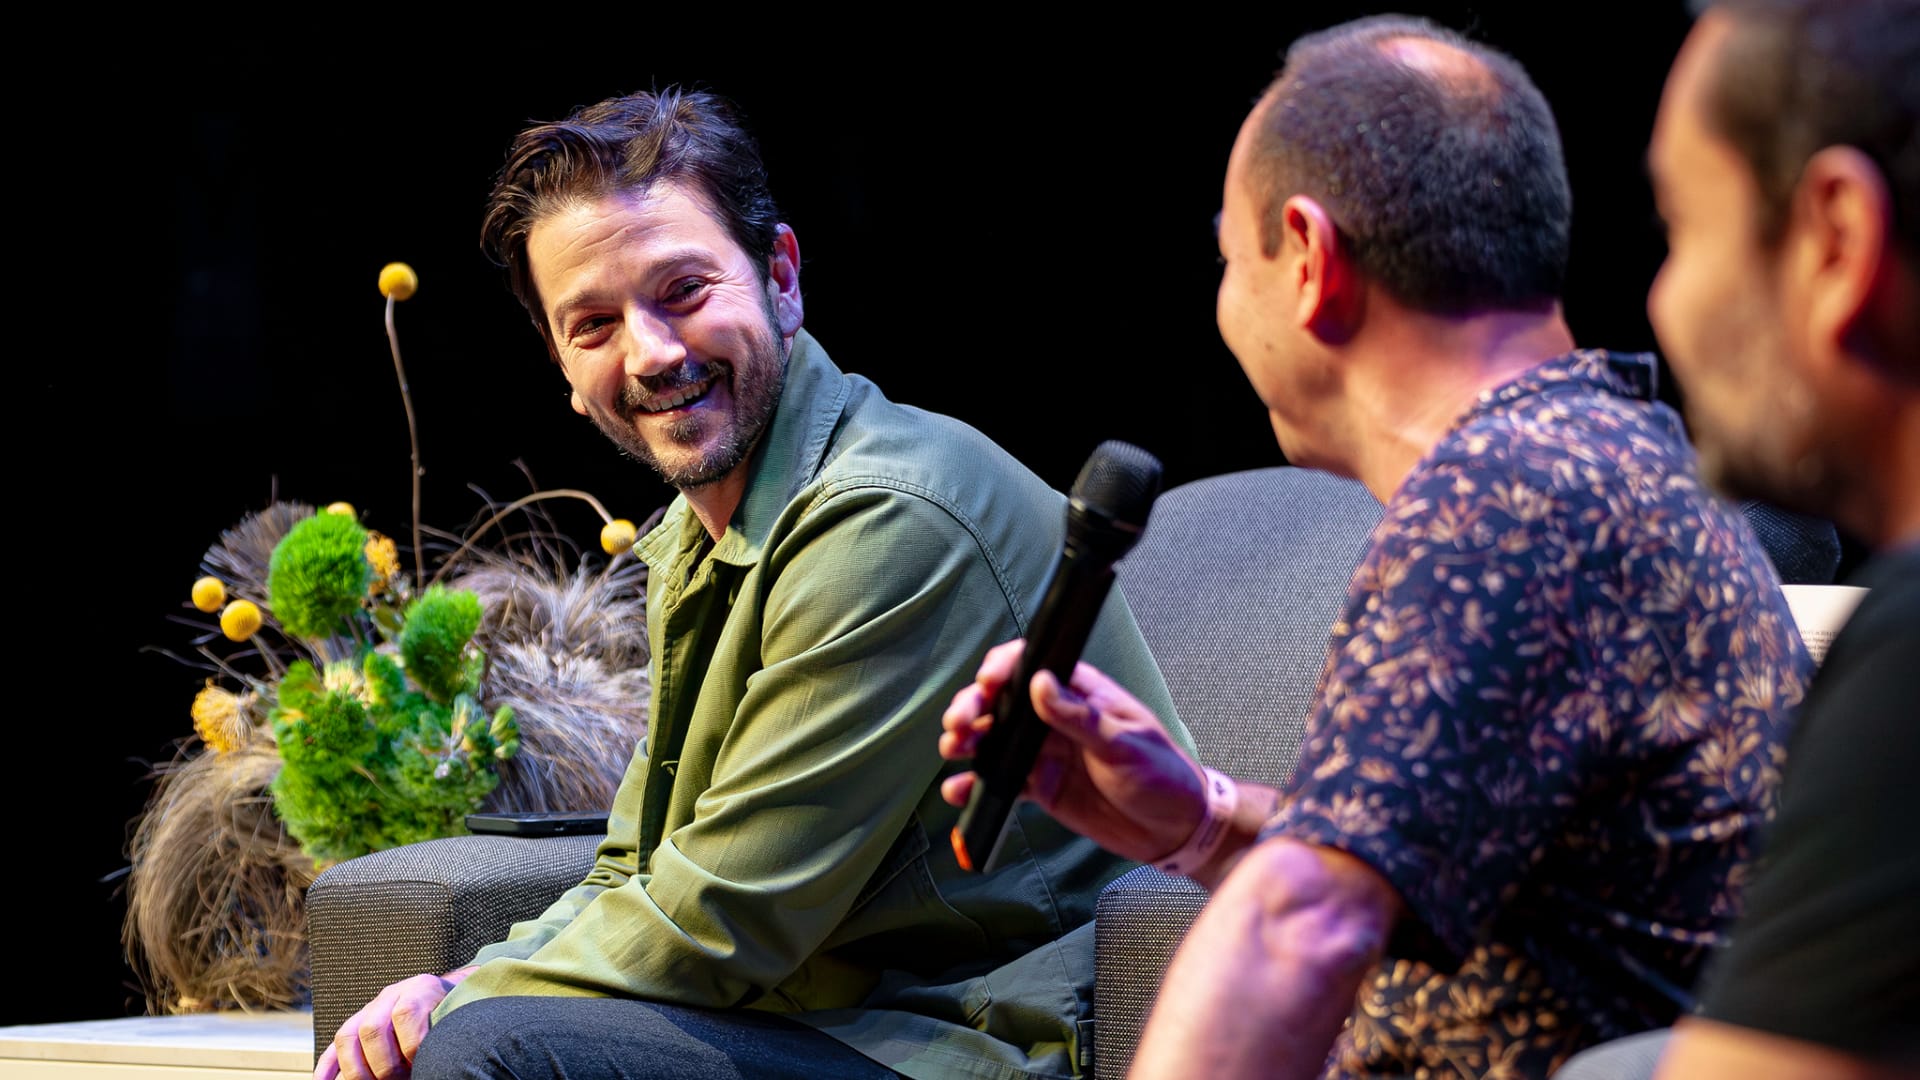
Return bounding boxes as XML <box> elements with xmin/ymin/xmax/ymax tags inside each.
<box><xmin>479</xmin><ymin>86</ymin><xmax>785</xmax><ymax>350</ymax></box>
<box><xmin>1246</xmin><ymin>14</ymin><xmax>1571</xmax><ymax>315</ymax></box>
<box><xmin>1693</xmin><ymin>0</ymin><xmax>1919</xmax><ymax>255</ymax></box>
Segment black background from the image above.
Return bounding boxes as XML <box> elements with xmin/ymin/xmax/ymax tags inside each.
<box><xmin>14</xmin><ymin>5</ymin><xmax>1707</xmax><ymax>1028</ymax></box>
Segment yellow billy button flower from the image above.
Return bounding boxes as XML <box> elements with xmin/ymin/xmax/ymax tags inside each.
<box><xmin>190</xmin><ymin>681</ymin><xmax>250</xmax><ymax>755</ymax></box>
<box><xmin>600</xmin><ymin>518</ymin><xmax>638</xmax><ymax>555</ymax></box>
<box><xmin>378</xmin><ymin>262</ymin><xmax>418</xmax><ymax>301</ymax></box>
<box><xmin>365</xmin><ymin>532</ymin><xmax>401</xmax><ymax>594</ymax></box>
<box><xmin>191</xmin><ymin>576</ymin><xmax>227</xmax><ymax>613</ymax></box>
<box><xmin>220</xmin><ymin>599</ymin><xmax>264</xmax><ymax>642</ymax></box>
<box><xmin>325</xmin><ymin>501</ymin><xmax>357</xmax><ymax>517</ymax></box>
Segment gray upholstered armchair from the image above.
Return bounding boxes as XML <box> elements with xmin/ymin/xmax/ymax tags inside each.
<box><xmin>1086</xmin><ymin>477</ymin><xmax>1842</xmax><ymax>1079</ymax></box>
<box><xmin>1084</xmin><ymin>476</ymin><xmax>1842</xmax><ymax>1078</ymax></box>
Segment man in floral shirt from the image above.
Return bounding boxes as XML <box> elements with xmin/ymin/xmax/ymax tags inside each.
<box><xmin>937</xmin><ymin>13</ymin><xmax>1811</xmax><ymax>1079</ymax></box>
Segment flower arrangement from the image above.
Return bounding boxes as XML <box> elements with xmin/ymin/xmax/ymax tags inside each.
<box><xmin>122</xmin><ymin>262</ymin><xmax>660</xmax><ymax>1015</ymax></box>
<box><xmin>214</xmin><ymin>505</ymin><xmax>521</xmax><ymax>863</ymax></box>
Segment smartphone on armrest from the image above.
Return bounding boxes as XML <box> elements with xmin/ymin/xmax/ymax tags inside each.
<box><xmin>464</xmin><ymin>810</ymin><xmax>609</xmax><ymax>837</ymax></box>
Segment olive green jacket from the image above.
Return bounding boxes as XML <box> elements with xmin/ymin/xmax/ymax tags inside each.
<box><xmin>438</xmin><ymin>331</ymin><xmax>1190</xmax><ymax>1079</ymax></box>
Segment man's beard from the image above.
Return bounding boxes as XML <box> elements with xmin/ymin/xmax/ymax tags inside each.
<box><xmin>1681</xmin><ymin>311</ymin><xmax>1835</xmax><ymax>520</ymax></box>
<box><xmin>1692</xmin><ymin>399</ymin><xmax>1834</xmax><ymax>520</ymax></box>
<box><xmin>591</xmin><ymin>302</ymin><xmax>790</xmax><ymax>491</ymax></box>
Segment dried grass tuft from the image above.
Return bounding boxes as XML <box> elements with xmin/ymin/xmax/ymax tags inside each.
<box><xmin>454</xmin><ymin>543</ymin><xmax>652</xmax><ymax>812</ymax></box>
<box><xmin>122</xmin><ymin>728</ymin><xmax>317</xmax><ymax>1013</ymax></box>
<box><xmin>203</xmin><ymin>500</ymin><xmax>313</xmax><ymax>604</ymax></box>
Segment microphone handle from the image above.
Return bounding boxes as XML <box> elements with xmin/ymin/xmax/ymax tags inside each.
<box><xmin>952</xmin><ymin>550</ymin><xmax>1115</xmax><ymax>873</ymax></box>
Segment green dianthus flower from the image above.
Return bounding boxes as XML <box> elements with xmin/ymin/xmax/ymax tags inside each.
<box><xmin>268</xmin><ymin>512</ymin><xmax>374</xmax><ymax>639</ymax></box>
<box><xmin>399</xmin><ymin>585</ymin><xmax>484</xmax><ymax>703</ymax></box>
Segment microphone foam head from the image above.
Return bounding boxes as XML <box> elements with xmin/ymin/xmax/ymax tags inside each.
<box><xmin>1070</xmin><ymin>440</ymin><xmax>1163</xmax><ymax>532</ymax></box>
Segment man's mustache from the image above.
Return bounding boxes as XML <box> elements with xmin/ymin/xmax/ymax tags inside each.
<box><xmin>619</xmin><ymin>360</ymin><xmax>726</xmax><ymax>413</ymax></box>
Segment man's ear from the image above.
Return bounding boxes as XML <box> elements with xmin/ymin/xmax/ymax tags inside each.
<box><xmin>767</xmin><ymin>224</ymin><xmax>804</xmax><ymax>337</ymax></box>
<box><xmin>1282</xmin><ymin>196</ymin><xmax>1360</xmax><ymax>343</ymax></box>
<box><xmin>1790</xmin><ymin>146</ymin><xmax>1896</xmax><ymax>373</ymax></box>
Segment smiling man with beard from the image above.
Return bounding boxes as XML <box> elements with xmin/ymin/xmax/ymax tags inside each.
<box><xmin>1558</xmin><ymin>3</ymin><xmax>1920</xmax><ymax>1078</ymax></box>
<box><xmin>310</xmin><ymin>87</ymin><xmax>1187</xmax><ymax>1080</ymax></box>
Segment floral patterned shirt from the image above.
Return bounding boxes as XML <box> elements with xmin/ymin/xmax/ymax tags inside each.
<box><xmin>1262</xmin><ymin>350</ymin><xmax>1812</xmax><ymax>1079</ymax></box>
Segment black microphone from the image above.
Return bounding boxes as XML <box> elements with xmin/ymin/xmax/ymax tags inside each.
<box><xmin>952</xmin><ymin>440</ymin><xmax>1163</xmax><ymax>874</ymax></box>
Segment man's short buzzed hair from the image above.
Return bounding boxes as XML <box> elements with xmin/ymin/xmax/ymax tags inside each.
<box><xmin>1247</xmin><ymin>14</ymin><xmax>1572</xmax><ymax>315</ymax></box>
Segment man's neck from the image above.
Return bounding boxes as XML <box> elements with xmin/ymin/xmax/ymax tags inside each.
<box><xmin>681</xmin><ymin>467</ymin><xmax>751</xmax><ymax>542</ymax></box>
<box><xmin>1861</xmin><ymin>402</ymin><xmax>1920</xmax><ymax>552</ymax></box>
<box><xmin>1342</xmin><ymin>302</ymin><xmax>1576</xmax><ymax>503</ymax></box>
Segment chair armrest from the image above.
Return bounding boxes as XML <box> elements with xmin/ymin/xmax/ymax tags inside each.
<box><xmin>305</xmin><ymin>833</ymin><xmax>599</xmax><ymax>1062</ymax></box>
<box><xmin>1093</xmin><ymin>863</ymin><xmax>1211</xmax><ymax>1080</ymax></box>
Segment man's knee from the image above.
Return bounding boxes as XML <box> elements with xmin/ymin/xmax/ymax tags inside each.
<box><xmin>410</xmin><ymin>999</ymin><xmax>523</xmax><ymax>1080</ymax></box>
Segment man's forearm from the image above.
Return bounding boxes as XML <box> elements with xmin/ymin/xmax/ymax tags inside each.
<box><xmin>1129</xmin><ymin>838</ymin><xmax>1397</xmax><ymax>1080</ymax></box>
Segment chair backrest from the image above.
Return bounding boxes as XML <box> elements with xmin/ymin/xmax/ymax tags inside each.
<box><xmin>1114</xmin><ymin>466</ymin><xmax>1383</xmax><ymax>788</ymax></box>
<box><xmin>1093</xmin><ymin>466</ymin><xmax>1381</xmax><ymax>1079</ymax></box>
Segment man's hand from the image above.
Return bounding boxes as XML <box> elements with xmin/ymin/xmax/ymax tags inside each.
<box><xmin>939</xmin><ymin>638</ymin><xmax>1211</xmax><ymax>866</ymax></box>
<box><xmin>312</xmin><ymin>966</ymin><xmax>475</xmax><ymax>1080</ymax></box>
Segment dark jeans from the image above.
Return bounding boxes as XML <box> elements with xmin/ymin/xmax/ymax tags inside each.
<box><xmin>412</xmin><ymin>996</ymin><xmax>905</xmax><ymax>1080</ymax></box>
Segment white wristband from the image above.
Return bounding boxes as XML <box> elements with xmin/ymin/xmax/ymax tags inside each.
<box><xmin>1153</xmin><ymin>766</ymin><xmax>1239</xmax><ymax>878</ymax></box>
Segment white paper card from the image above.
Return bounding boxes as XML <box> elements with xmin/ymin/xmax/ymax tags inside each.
<box><xmin>1780</xmin><ymin>584</ymin><xmax>1870</xmax><ymax>666</ymax></box>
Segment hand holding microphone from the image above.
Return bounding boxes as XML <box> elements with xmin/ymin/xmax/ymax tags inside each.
<box><xmin>948</xmin><ymin>440</ymin><xmax>1177</xmax><ymax>874</ymax></box>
